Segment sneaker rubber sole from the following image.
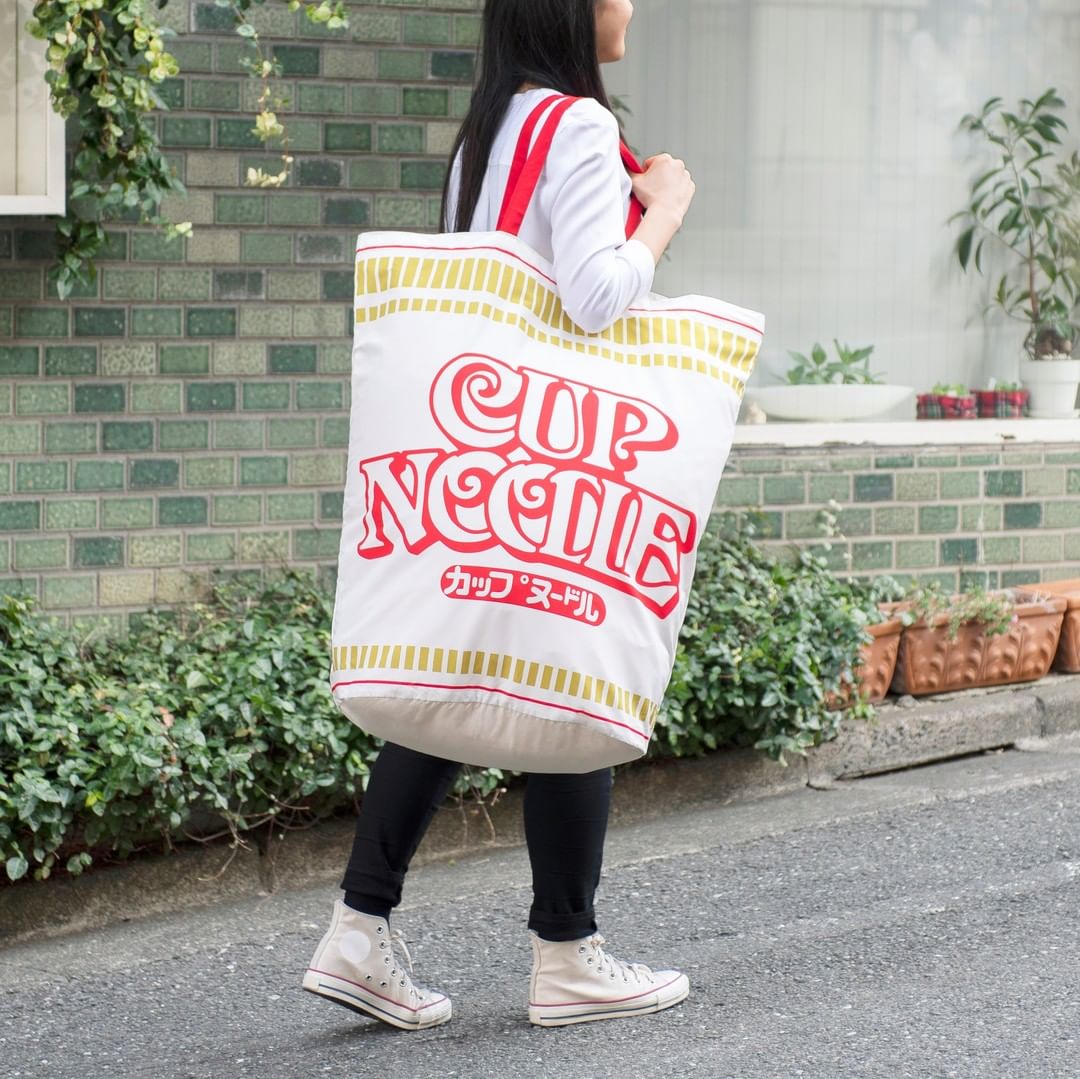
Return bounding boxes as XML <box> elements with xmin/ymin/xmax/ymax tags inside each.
<box><xmin>302</xmin><ymin>967</ymin><xmax>451</xmax><ymax>1031</ymax></box>
<box><xmin>528</xmin><ymin>972</ymin><xmax>690</xmax><ymax>1027</ymax></box>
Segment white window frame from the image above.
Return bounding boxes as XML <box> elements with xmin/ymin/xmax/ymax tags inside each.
<box><xmin>0</xmin><ymin>0</ymin><xmax>67</xmax><ymax>216</ymax></box>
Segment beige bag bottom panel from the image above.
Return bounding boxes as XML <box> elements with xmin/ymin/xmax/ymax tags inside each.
<box><xmin>336</xmin><ymin>693</ymin><xmax>647</xmax><ymax>774</ymax></box>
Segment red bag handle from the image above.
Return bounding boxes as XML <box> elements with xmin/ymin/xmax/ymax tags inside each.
<box><xmin>496</xmin><ymin>93</ymin><xmax>647</xmax><ymax>239</ymax></box>
<box><xmin>496</xmin><ymin>93</ymin><xmax>572</xmax><ymax>228</ymax></box>
<box><xmin>620</xmin><ymin>142</ymin><xmax>646</xmax><ymax>235</ymax></box>
<box><xmin>497</xmin><ymin>95</ymin><xmax>580</xmax><ymax>235</ymax></box>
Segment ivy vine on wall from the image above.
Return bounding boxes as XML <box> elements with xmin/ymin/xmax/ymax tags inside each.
<box><xmin>27</xmin><ymin>0</ymin><xmax>349</xmax><ymax>300</ymax></box>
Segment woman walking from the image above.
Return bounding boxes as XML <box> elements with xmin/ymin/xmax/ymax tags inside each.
<box><xmin>303</xmin><ymin>0</ymin><xmax>696</xmax><ymax>1030</ymax></box>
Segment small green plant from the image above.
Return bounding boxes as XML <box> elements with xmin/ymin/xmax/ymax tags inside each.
<box><xmin>203</xmin><ymin>0</ymin><xmax>349</xmax><ymax>189</ymax></box>
<box><xmin>893</xmin><ymin>580</ymin><xmax>1016</xmax><ymax>641</ymax></box>
<box><xmin>951</xmin><ymin>89</ymin><xmax>1080</xmax><ymax>359</ymax></box>
<box><xmin>930</xmin><ymin>382</ymin><xmax>970</xmax><ymax>396</ymax></box>
<box><xmin>786</xmin><ymin>340</ymin><xmax>882</xmax><ymax>385</ymax></box>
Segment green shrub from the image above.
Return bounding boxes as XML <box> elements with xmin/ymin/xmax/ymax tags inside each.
<box><xmin>1</xmin><ymin>516</ymin><xmax>881</xmax><ymax>883</ymax></box>
<box><xmin>0</xmin><ymin>571</ymin><xmax>380</xmax><ymax>883</ymax></box>
<box><xmin>657</xmin><ymin>513</ymin><xmax>884</xmax><ymax>763</ymax></box>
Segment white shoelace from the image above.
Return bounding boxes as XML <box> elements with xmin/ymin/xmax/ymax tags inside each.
<box><xmin>582</xmin><ymin>934</ymin><xmax>654</xmax><ymax>985</ymax></box>
<box><xmin>383</xmin><ymin>928</ymin><xmax>429</xmax><ymax>1001</ymax></box>
<box><xmin>389</xmin><ymin>928</ymin><xmax>414</xmax><ymax>974</ymax></box>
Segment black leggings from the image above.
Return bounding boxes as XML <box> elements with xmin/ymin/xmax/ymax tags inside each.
<box><xmin>340</xmin><ymin>741</ymin><xmax>613</xmax><ymax>941</ymax></box>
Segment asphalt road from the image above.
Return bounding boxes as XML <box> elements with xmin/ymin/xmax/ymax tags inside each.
<box><xmin>2</xmin><ymin>744</ymin><xmax>1079</xmax><ymax>1079</ymax></box>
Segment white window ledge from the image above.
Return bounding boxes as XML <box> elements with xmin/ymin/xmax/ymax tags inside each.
<box><xmin>0</xmin><ymin>0</ymin><xmax>67</xmax><ymax>216</ymax></box>
<box><xmin>732</xmin><ymin>419</ymin><xmax>1080</xmax><ymax>448</ymax></box>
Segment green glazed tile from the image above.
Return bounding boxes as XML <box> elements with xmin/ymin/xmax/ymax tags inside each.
<box><xmin>73</xmin><ymin>461</ymin><xmax>124</xmax><ymax>491</ymax></box>
<box><xmin>73</xmin><ymin>308</ymin><xmax>126</xmax><ymax>337</ymax></box>
<box><xmin>187</xmin><ymin>382</ymin><xmax>238</xmax><ymax>412</ymax></box>
<box><xmin>102</xmin><ymin>422</ymin><xmax>154</xmax><ymax>452</ymax></box>
<box><xmin>45</xmin><ymin>499</ymin><xmax>97</xmax><ymax>529</ymax></box>
<box><xmin>72</xmin><ymin>536</ymin><xmax>124</xmax><ymax>568</ymax></box>
<box><xmin>160</xmin><ymin>420</ymin><xmax>210</xmax><ymax>451</ymax></box>
<box><xmin>129</xmin><ymin>459</ymin><xmax>180</xmax><ymax>489</ymax></box>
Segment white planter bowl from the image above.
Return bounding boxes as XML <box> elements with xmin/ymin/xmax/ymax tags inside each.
<box><xmin>1019</xmin><ymin>358</ymin><xmax>1080</xmax><ymax>419</ymax></box>
<box><xmin>744</xmin><ymin>384</ymin><xmax>914</xmax><ymax>422</ymax></box>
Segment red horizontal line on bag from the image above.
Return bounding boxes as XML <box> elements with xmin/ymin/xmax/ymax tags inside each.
<box><xmin>330</xmin><ymin>677</ymin><xmax>651</xmax><ymax>742</ymax></box>
<box><xmin>353</xmin><ymin>242</ymin><xmax>764</xmax><ymax>337</ymax></box>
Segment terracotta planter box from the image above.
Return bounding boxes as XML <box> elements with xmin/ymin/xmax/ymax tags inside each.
<box><xmin>1022</xmin><ymin>579</ymin><xmax>1080</xmax><ymax>673</ymax></box>
<box><xmin>828</xmin><ymin>616</ymin><xmax>903</xmax><ymax>709</ymax></box>
<box><xmin>884</xmin><ymin>590</ymin><xmax>1066</xmax><ymax>697</ymax></box>
<box><xmin>858</xmin><ymin>618</ymin><xmax>903</xmax><ymax>702</ymax></box>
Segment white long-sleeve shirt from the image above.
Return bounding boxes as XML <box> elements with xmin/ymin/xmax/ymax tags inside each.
<box><xmin>445</xmin><ymin>88</ymin><xmax>656</xmax><ymax>334</ymax></box>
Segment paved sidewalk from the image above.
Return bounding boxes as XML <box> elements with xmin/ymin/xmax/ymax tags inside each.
<box><xmin>2</xmin><ymin>742</ymin><xmax>1079</xmax><ymax>1079</ymax></box>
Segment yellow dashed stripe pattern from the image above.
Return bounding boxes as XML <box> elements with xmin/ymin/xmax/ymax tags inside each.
<box><xmin>331</xmin><ymin>642</ymin><xmax>661</xmax><ymax>734</ymax></box>
<box><xmin>354</xmin><ymin>254</ymin><xmax>759</xmax><ymax>397</ymax></box>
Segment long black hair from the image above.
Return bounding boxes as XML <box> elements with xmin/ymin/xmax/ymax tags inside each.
<box><xmin>440</xmin><ymin>0</ymin><xmax>614</xmax><ymax>232</ymax></box>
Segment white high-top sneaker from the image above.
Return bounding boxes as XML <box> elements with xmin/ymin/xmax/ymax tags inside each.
<box><xmin>528</xmin><ymin>931</ymin><xmax>690</xmax><ymax>1027</ymax></box>
<box><xmin>302</xmin><ymin>900</ymin><xmax>452</xmax><ymax>1030</ymax></box>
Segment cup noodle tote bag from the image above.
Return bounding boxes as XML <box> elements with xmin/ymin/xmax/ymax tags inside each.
<box><xmin>330</xmin><ymin>95</ymin><xmax>764</xmax><ymax>773</ymax></box>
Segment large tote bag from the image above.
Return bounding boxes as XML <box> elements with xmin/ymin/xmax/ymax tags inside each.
<box><xmin>330</xmin><ymin>95</ymin><xmax>764</xmax><ymax>772</ymax></box>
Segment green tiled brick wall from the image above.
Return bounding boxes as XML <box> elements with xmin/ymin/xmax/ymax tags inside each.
<box><xmin>0</xmin><ymin>1</ymin><xmax>480</xmax><ymax>633</ymax></box>
<box><xmin>720</xmin><ymin>444</ymin><xmax>1080</xmax><ymax>592</ymax></box>
<box><xmin>3</xmin><ymin>3</ymin><xmax>1077</xmax><ymax>632</ymax></box>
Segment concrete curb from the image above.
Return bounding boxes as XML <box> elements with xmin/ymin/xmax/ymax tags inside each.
<box><xmin>3</xmin><ymin>673</ymin><xmax>1079</xmax><ymax>949</ymax></box>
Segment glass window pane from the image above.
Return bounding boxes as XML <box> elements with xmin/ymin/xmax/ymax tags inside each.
<box><xmin>611</xmin><ymin>0</ymin><xmax>1080</xmax><ymax>394</ymax></box>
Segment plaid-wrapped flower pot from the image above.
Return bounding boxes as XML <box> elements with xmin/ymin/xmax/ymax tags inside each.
<box><xmin>975</xmin><ymin>389</ymin><xmax>1029</xmax><ymax>418</ymax></box>
<box><xmin>917</xmin><ymin>393</ymin><xmax>976</xmax><ymax>419</ymax></box>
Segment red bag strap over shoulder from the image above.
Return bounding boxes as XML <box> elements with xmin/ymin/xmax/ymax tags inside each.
<box><xmin>496</xmin><ymin>93</ymin><xmax>571</xmax><ymax>228</ymax></box>
<box><xmin>620</xmin><ymin>142</ymin><xmax>646</xmax><ymax>235</ymax></box>
<box><xmin>497</xmin><ymin>94</ymin><xmax>580</xmax><ymax>236</ymax></box>
<box><xmin>496</xmin><ymin>93</ymin><xmax>647</xmax><ymax>240</ymax></box>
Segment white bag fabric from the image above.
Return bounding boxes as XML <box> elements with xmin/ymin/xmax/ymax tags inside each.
<box><xmin>330</xmin><ymin>97</ymin><xmax>764</xmax><ymax>772</ymax></box>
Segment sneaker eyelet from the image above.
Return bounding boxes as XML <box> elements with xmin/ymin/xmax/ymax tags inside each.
<box><xmin>376</xmin><ymin>926</ymin><xmax>384</xmax><ymax>934</ymax></box>
<box><xmin>380</xmin><ymin>981</ymin><xmax>387</xmax><ymax>988</ymax></box>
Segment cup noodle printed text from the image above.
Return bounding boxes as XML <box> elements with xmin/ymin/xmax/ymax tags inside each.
<box><xmin>356</xmin><ymin>354</ymin><xmax>695</xmax><ymax>623</ymax></box>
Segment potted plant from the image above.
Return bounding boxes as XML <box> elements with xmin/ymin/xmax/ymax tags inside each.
<box><xmin>1023</xmin><ymin>327</ymin><xmax>1078</xmax><ymax>417</ymax></box>
<box><xmin>916</xmin><ymin>382</ymin><xmax>977</xmax><ymax>419</ymax></box>
<box><xmin>951</xmin><ymin>90</ymin><xmax>1080</xmax><ymax>419</ymax></box>
<box><xmin>884</xmin><ymin>583</ymin><xmax>1066</xmax><ymax>697</ymax></box>
<box><xmin>1023</xmin><ymin>579</ymin><xmax>1080</xmax><ymax>672</ymax></box>
<box><xmin>856</xmin><ymin>615</ymin><xmax>904</xmax><ymax>703</ymax></box>
<box><xmin>972</xmin><ymin>379</ymin><xmax>1029</xmax><ymax>418</ymax></box>
<box><xmin>822</xmin><ymin>574</ymin><xmax>905</xmax><ymax>710</ymax></box>
<box><xmin>746</xmin><ymin>340</ymin><xmax>913</xmax><ymax>422</ymax></box>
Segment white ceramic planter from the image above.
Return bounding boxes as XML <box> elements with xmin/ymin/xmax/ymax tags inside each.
<box><xmin>744</xmin><ymin>384</ymin><xmax>914</xmax><ymax>422</ymax></box>
<box><xmin>1019</xmin><ymin>359</ymin><xmax>1080</xmax><ymax>419</ymax></box>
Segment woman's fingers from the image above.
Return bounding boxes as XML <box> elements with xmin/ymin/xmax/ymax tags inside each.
<box><xmin>630</xmin><ymin>153</ymin><xmax>696</xmax><ymax>220</ymax></box>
